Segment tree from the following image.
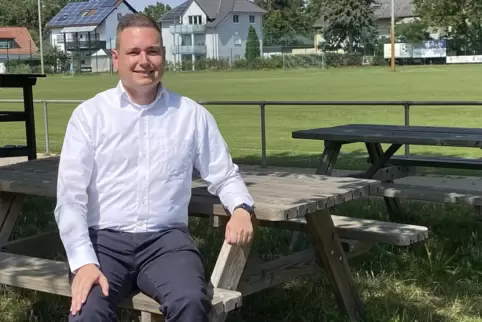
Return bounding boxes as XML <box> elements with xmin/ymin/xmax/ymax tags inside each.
<box><xmin>395</xmin><ymin>20</ymin><xmax>431</xmax><ymax>43</ymax></box>
<box><xmin>0</xmin><ymin>0</ymin><xmax>70</xmax><ymax>45</ymax></box>
<box><xmin>262</xmin><ymin>10</ymin><xmax>295</xmax><ymax>46</ymax></box>
<box><xmin>43</xmin><ymin>43</ymin><xmax>68</xmax><ymax>72</ymax></box>
<box><xmin>142</xmin><ymin>1</ymin><xmax>172</xmax><ymax>22</ymax></box>
<box><xmin>318</xmin><ymin>0</ymin><xmax>376</xmax><ymax>53</ymax></box>
<box><xmin>245</xmin><ymin>25</ymin><xmax>260</xmax><ymax>62</ymax></box>
<box><xmin>254</xmin><ymin>0</ymin><xmax>311</xmax><ymax>46</ymax></box>
<box><xmin>412</xmin><ymin>0</ymin><xmax>482</xmax><ymax>54</ymax></box>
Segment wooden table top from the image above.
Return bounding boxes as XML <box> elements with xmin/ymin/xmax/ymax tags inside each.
<box><xmin>0</xmin><ymin>74</ymin><xmax>46</xmax><ymax>88</ymax></box>
<box><xmin>0</xmin><ymin>157</ymin><xmax>380</xmax><ymax>221</ymax></box>
<box><xmin>292</xmin><ymin>124</ymin><xmax>482</xmax><ymax>148</ymax></box>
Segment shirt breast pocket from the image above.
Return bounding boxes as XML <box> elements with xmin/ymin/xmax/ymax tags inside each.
<box><xmin>157</xmin><ymin>139</ymin><xmax>194</xmax><ymax>179</ymax></box>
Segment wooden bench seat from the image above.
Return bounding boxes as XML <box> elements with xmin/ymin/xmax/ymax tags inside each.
<box><xmin>385</xmin><ymin>155</ymin><xmax>482</xmax><ymax>170</ymax></box>
<box><xmin>374</xmin><ymin>182</ymin><xmax>482</xmax><ymax>206</ymax></box>
<box><xmin>0</xmin><ymin>252</ymin><xmax>242</xmax><ymax>321</ymax></box>
<box><xmin>262</xmin><ymin>214</ymin><xmax>428</xmax><ymax>246</ymax></box>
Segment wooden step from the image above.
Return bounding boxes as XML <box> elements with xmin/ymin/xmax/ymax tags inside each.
<box><xmin>0</xmin><ymin>252</ymin><xmax>242</xmax><ymax>317</ymax></box>
<box><xmin>375</xmin><ymin>182</ymin><xmax>482</xmax><ymax>206</ymax></box>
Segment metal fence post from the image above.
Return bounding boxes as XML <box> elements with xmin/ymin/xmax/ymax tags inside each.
<box><xmin>260</xmin><ymin>103</ymin><xmax>267</xmax><ymax>167</ymax></box>
<box><xmin>404</xmin><ymin>103</ymin><xmax>410</xmax><ymax>155</ymax></box>
<box><xmin>43</xmin><ymin>101</ymin><xmax>50</xmax><ymax>155</ymax></box>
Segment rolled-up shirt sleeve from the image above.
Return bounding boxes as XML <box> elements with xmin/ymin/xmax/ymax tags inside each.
<box><xmin>194</xmin><ymin>106</ymin><xmax>254</xmax><ymax>214</ymax></box>
<box><xmin>54</xmin><ymin>107</ymin><xmax>98</xmax><ymax>273</ymax></box>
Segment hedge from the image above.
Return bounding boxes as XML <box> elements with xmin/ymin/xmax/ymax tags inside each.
<box><xmin>165</xmin><ymin>53</ymin><xmax>388</xmax><ymax>71</ymax></box>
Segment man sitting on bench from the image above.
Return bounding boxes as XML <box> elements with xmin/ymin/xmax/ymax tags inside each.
<box><xmin>54</xmin><ymin>13</ymin><xmax>255</xmax><ymax>322</ymax></box>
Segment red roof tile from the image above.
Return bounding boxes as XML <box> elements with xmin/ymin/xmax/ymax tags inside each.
<box><xmin>0</xmin><ymin>27</ymin><xmax>38</xmax><ymax>55</ymax></box>
<box><xmin>0</xmin><ymin>30</ymin><xmax>14</xmax><ymax>39</ymax></box>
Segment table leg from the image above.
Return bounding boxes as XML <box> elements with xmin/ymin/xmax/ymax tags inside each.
<box><xmin>22</xmin><ymin>84</ymin><xmax>37</xmax><ymax>160</ymax></box>
<box><xmin>208</xmin><ymin>218</ymin><xmax>257</xmax><ymax>322</ymax></box>
<box><xmin>0</xmin><ymin>192</ymin><xmax>25</xmax><ymax>246</ymax></box>
<box><xmin>316</xmin><ymin>141</ymin><xmax>343</xmax><ymax>175</ymax></box>
<box><xmin>305</xmin><ymin>209</ymin><xmax>365</xmax><ymax>322</ymax></box>
<box><xmin>365</xmin><ymin>143</ymin><xmax>403</xmax><ymax>216</ymax></box>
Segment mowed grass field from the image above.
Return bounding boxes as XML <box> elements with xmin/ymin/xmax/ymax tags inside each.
<box><xmin>1</xmin><ymin>65</ymin><xmax>482</xmax><ymax>321</ymax></box>
<box><xmin>3</xmin><ymin>64</ymin><xmax>482</xmax><ymax>171</ymax></box>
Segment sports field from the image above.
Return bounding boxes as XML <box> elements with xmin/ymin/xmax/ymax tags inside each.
<box><xmin>2</xmin><ymin>64</ymin><xmax>482</xmax><ymax>172</ymax></box>
<box><xmin>1</xmin><ymin>65</ymin><xmax>482</xmax><ymax>321</ymax></box>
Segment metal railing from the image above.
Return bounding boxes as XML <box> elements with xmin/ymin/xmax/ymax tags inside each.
<box><xmin>2</xmin><ymin>99</ymin><xmax>482</xmax><ymax>167</ymax></box>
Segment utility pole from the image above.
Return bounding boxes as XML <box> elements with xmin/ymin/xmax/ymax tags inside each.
<box><xmin>38</xmin><ymin>0</ymin><xmax>45</xmax><ymax>74</ymax></box>
<box><xmin>390</xmin><ymin>0</ymin><xmax>395</xmax><ymax>71</ymax></box>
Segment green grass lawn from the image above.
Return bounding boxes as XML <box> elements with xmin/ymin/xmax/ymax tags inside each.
<box><xmin>1</xmin><ymin>65</ymin><xmax>482</xmax><ymax>321</ymax></box>
<box><xmin>3</xmin><ymin>64</ymin><xmax>482</xmax><ymax>171</ymax></box>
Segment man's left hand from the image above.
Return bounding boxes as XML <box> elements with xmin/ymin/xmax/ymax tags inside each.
<box><xmin>225</xmin><ymin>208</ymin><xmax>254</xmax><ymax>246</ymax></box>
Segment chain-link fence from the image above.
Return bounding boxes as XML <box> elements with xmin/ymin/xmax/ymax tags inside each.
<box><xmin>0</xmin><ymin>38</ymin><xmax>117</xmax><ymax>75</ymax></box>
<box><xmin>4</xmin><ymin>27</ymin><xmax>482</xmax><ymax>75</ymax></box>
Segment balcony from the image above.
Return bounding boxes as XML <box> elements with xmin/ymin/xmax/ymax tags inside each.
<box><xmin>169</xmin><ymin>25</ymin><xmax>206</xmax><ymax>34</ymax></box>
<box><xmin>171</xmin><ymin>45</ymin><xmax>206</xmax><ymax>55</ymax></box>
<box><xmin>65</xmin><ymin>40</ymin><xmax>107</xmax><ymax>51</ymax></box>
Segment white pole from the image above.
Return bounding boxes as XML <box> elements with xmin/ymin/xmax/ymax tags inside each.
<box><xmin>390</xmin><ymin>0</ymin><xmax>395</xmax><ymax>71</ymax></box>
<box><xmin>38</xmin><ymin>0</ymin><xmax>44</xmax><ymax>74</ymax></box>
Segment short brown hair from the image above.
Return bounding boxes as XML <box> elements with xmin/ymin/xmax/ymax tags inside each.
<box><xmin>116</xmin><ymin>13</ymin><xmax>162</xmax><ymax>48</ymax></box>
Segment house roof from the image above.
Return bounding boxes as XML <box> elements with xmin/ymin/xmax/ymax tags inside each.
<box><xmin>45</xmin><ymin>0</ymin><xmax>137</xmax><ymax>29</ymax></box>
<box><xmin>373</xmin><ymin>0</ymin><xmax>414</xmax><ymax>19</ymax></box>
<box><xmin>160</xmin><ymin>0</ymin><xmax>266</xmax><ymax>27</ymax></box>
<box><xmin>0</xmin><ymin>27</ymin><xmax>38</xmax><ymax>55</ymax></box>
<box><xmin>313</xmin><ymin>0</ymin><xmax>415</xmax><ymax>27</ymax></box>
<box><xmin>0</xmin><ymin>30</ymin><xmax>14</xmax><ymax>39</ymax></box>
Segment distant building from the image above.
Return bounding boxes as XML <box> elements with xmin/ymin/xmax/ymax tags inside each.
<box><xmin>0</xmin><ymin>27</ymin><xmax>38</xmax><ymax>62</ymax></box>
<box><xmin>159</xmin><ymin>0</ymin><xmax>267</xmax><ymax>67</ymax></box>
<box><xmin>44</xmin><ymin>0</ymin><xmax>136</xmax><ymax>72</ymax></box>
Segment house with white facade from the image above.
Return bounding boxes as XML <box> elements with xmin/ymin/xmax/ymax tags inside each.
<box><xmin>44</xmin><ymin>0</ymin><xmax>136</xmax><ymax>72</ymax></box>
<box><xmin>159</xmin><ymin>0</ymin><xmax>267</xmax><ymax>66</ymax></box>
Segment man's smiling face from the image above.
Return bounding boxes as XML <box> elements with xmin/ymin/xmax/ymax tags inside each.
<box><xmin>112</xmin><ymin>26</ymin><xmax>165</xmax><ymax>90</ymax></box>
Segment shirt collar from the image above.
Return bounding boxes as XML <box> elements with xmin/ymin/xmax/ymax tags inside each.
<box><xmin>116</xmin><ymin>80</ymin><xmax>168</xmax><ymax>109</ymax></box>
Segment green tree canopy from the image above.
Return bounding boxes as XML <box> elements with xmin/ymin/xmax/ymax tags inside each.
<box><xmin>245</xmin><ymin>25</ymin><xmax>261</xmax><ymax>62</ymax></box>
<box><xmin>319</xmin><ymin>0</ymin><xmax>376</xmax><ymax>53</ymax></box>
<box><xmin>142</xmin><ymin>2</ymin><xmax>172</xmax><ymax>22</ymax></box>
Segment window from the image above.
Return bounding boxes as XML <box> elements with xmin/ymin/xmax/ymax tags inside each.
<box><xmin>0</xmin><ymin>40</ymin><xmax>9</xmax><ymax>49</ymax></box>
<box><xmin>233</xmin><ymin>15</ymin><xmax>239</xmax><ymax>23</ymax></box>
<box><xmin>188</xmin><ymin>15</ymin><xmax>202</xmax><ymax>24</ymax></box>
<box><xmin>234</xmin><ymin>32</ymin><xmax>241</xmax><ymax>46</ymax></box>
<box><xmin>249</xmin><ymin>15</ymin><xmax>255</xmax><ymax>23</ymax></box>
<box><xmin>80</xmin><ymin>9</ymin><xmax>96</xmax><ymax>17</ymax></box>
<box><xmin>117</xmin><ymin>13</ymin><xmax>122</xmax><ymax>20</ymax></box>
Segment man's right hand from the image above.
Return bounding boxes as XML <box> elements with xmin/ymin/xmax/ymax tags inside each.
<box><xmin>70</xmin><ymin>263</ymin><xmax>109</xmax><ymax>316</ymax></box>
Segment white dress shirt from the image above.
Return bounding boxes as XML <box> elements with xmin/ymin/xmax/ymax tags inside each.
<box><xmin>54</xmin><ymin>81</ymin><xmax>254</xmax><ymax>273</ymax></box>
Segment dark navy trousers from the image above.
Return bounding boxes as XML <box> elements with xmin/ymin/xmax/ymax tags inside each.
<box><xmin>68</xmin><ymin>226</ymin><xmax>211</xmax><ymax>322</ymax></box>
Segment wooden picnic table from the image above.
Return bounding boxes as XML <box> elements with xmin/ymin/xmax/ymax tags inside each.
<box><xmin>0</xmin><ymin>73</ymin><xmax>46</xmax><ymax>160</ymax></box>
<box><xmin>292</xmin><ymin>124</ymin><xmax>482</xmax><ymax>215</ymax></box>
<box><xmin>0</xmin><ymin>156</ymin><xmax>428</xmax><ymax>322</ymax></box>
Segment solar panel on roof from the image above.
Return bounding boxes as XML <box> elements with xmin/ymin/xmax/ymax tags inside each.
<box><xmin>46</xmin><ymin>0</ymin><xmax>114</xmax><ymax>27</ymax></box>
<box><xmin>102</xmin><ymin>0</ymin><xmax>117</xmax><ymax>7</ymax></box>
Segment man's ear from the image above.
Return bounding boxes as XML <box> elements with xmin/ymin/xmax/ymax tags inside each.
<box><xmin>111</xmin><ymin>48</ymin><xmax>119</xmax><ymax>69</ymax></box>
